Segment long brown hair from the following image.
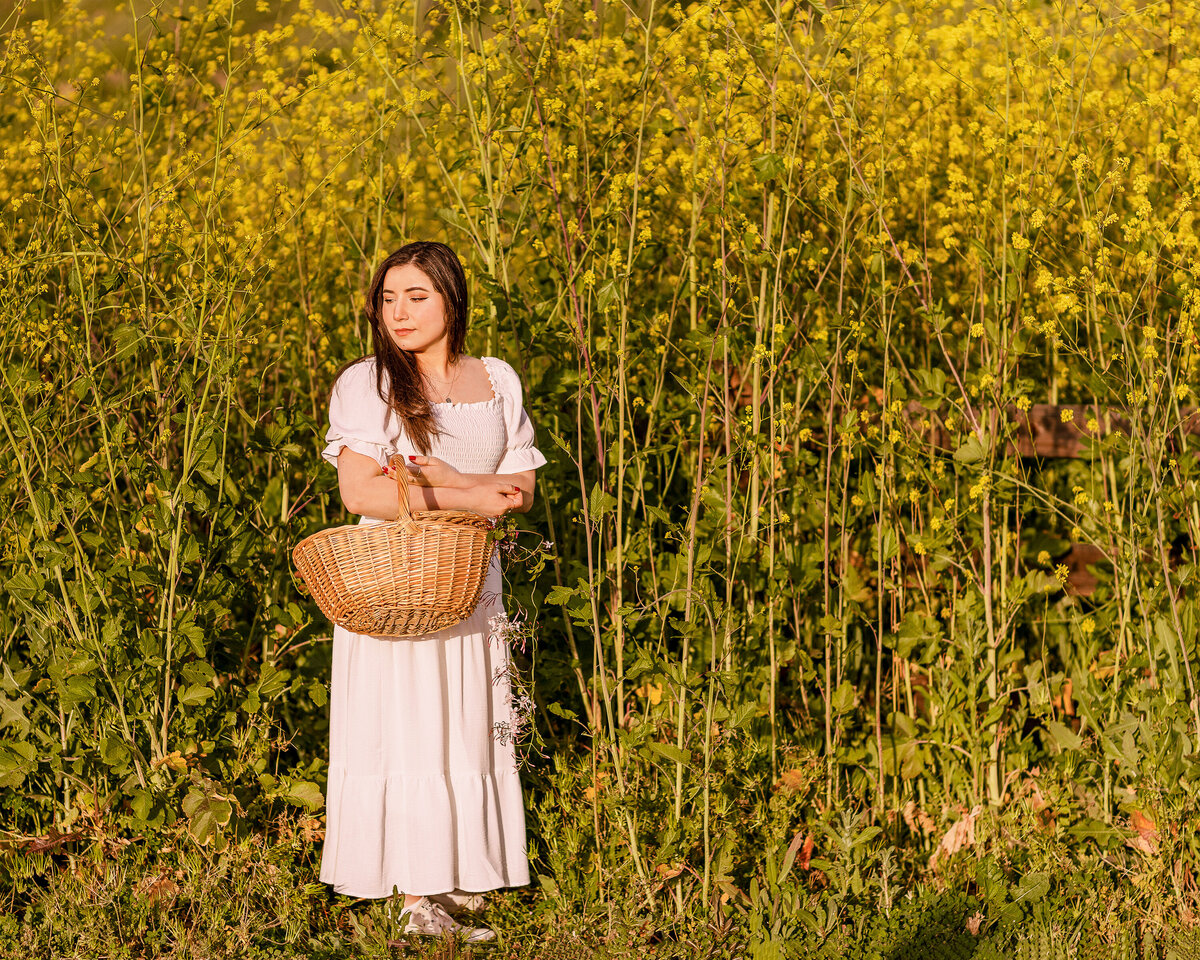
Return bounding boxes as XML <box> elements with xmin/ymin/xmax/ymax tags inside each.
<box><xmin>340</xmin><ymin>241</ymin><xmax>470</xmax><ymax>455</ymax></box>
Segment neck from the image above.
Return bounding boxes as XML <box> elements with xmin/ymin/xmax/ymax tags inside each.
<box><xmin>413</xmin><ymin>346</ymin><xmax>456</xmax><ymax>381</ymax></box>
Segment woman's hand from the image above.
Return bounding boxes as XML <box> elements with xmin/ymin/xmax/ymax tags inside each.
<box><xmin>475</xmin><ymin>478</ymin><xmax>524</xmax><ymax>518</ymax></box>
<box><xmin>387</xmin><ymin>454</ymin><xmax>462</xmax><ymax>488</ymax></box>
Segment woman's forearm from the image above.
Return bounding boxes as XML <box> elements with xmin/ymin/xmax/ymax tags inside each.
<box><xmin>453</xmin><ymin>471</ymin><xmax>535</xmax><ymax>514</ymax></box>
<box><xmin>345</xmin><ymin>474</ymin><xmax>484</xmax><ymax>519</ymax></box>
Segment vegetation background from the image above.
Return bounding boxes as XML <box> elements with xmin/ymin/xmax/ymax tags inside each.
<box><xmin>2</xmin><ymin>0</ymin><xmax>1200</xmax><ymax>955</ymax></box>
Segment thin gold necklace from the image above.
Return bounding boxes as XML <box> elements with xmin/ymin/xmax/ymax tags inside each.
<box><xmin>426</xmin><ymin>360</ymin><xmax>462</xmax><ymax>403</ymax></box>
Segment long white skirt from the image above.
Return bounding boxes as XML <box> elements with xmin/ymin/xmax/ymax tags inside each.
<box><xmin>318</xmin><ymin>558</ymin><xmax>530</xmax><ymax>898</ymax></box>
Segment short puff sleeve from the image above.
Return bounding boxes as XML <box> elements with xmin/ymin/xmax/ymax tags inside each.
<box><xmin>321</xmin><ymin>359</ymin><xmax>396</xmax><ymax>470</ymax></box>
<box><xmin>490</xmin><ymin>357</ymin><xmax>548</xmax><ymax>473</ymax></box>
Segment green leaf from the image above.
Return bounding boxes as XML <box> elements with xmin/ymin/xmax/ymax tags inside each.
<box><xmin>1045</xmin><ymin>719</ymin><xmax>1083</xmax><ymax>752</ymax></box>
<box><xmin>436</xmin><ymin>207</ymin><xmax>472</xmax><ymax>232</ymax></box>
<box><xmin>308</xmin><ymin>680</ymin><xmax>328</xmax><ymax>708</ymax></box>
<box><xmin>176</xmin><ymin>683</ymin><xmax>214</xmax><ymax>706</ymax></box>
<box><xmin>99</xmin><ymin>736</ymin><xmax>130</xmax><ymax>767</ymax></box>
<box><xmin>953</xmin><ymin>432</ymin><xmax>989</xmax><ymax>464</ymax></box>
<box><xmin>841</xmin><ymin>565</ymin><xmax>872</xmax><ymax>604</ymax></box>
<box><xmin>182</xmin><ymin>787</ymin><xmax>232</xmax><ymax>844</ymax></box>
<box><xmin>546</xmin><ymin>583</ymin><xmax>581</xmax><ymax>606</ymax></box>
<box><xmin>1068</xmin><ymin>818</ymin><xmax>1120</xmax><ymax>846</ymax></box>
<box><xmin>751</xmin><ymin>942</ymin><xmax>785</xmax><ymax>960</ymax></box>
<box><xmin>852</xmin><ymin>825</ymin><xmax>882</xmax><ymax>848</ymax></box>
<box><xmin>872</xmin><ymin>525</ymin><xmax>899</xmax><ymax>565</ymax></box>
<box><xmin>3</xmin><ymin>573</ymin><xmax>42</xmax><ymax>601</ymax></box>
<box><xmin>830</xmin><ymin>681</ymin><xmax>856</xmax><ymax>716</ymax></box>
<box><xmin>645</xmin><ymin>741</ymin><xmax>691</xmax><ymax>766</ymax></box>
<box><xmin>111</xmin><ymin>324</ymin><xmax>145</xmax><ymax>360</ymax></box>
<box><xmin>751</xmin><ymin>152</ymin><xmax>785</xmax><ymax>183</ymax></box>
<box><xmin>596</xmin><ymin>279</ymin><xmax>620</xmax><ymax>312</ymax></box>
<box><xmin>546</xmin><ymin>701</ymin><xmax>578</xmax><ymax>720</ymax></box>
<box><xmin>283</xmin><ymin>780</ymin><xmax>324</xmax><ymax>811</ymax></box>
<box><xmin>589</xmin><ymin>482</ymin><xmax>618</xmax><ymax>519</ymax></box>
<box><xmin>255</xmin><ymin>664</ymin><xmax>289</xmax><ymax>702</ymax></box>
<box><xmin>727</xmin><ymin>702</ymin><xmax>757</xmax><ymax>729</ymax></box>
<box><xmin>917</xmin><ymin>366</ymin><xmax>947</xmax><ymax>398</ymax></box>
<box><xmin>130</xmin><ymin>788</ymin><xmax>156</xmax><ymax>823</ymax></box>
<box><xmin>1012</xmin><ymin>871</ymin><xmax>1050</xmax><ymax>905</ymax></box>
<box><xmin>0</xmin><ymin>740</ymin><xmax>38</xmax><ymax>788</ymax></box>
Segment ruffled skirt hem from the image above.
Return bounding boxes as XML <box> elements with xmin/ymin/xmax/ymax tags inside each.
<box><xmin>318</xmin><ymin>763</ymin><xmax>530</xmax><ymax>898</ymax></box>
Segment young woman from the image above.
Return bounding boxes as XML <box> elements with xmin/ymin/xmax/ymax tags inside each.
<box><xmin>317</xmin><ymin>241</ymin><xmax>546</xmax><ymax>943</ymax></box>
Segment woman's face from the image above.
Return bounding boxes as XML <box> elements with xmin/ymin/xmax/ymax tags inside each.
<box><xmin>380</xmin><ymin>263</ymin><xmax>448</xmax><ymax>355</ymax></box>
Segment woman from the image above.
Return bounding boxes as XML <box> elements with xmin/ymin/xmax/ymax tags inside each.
<box><xmin>317</xmin><ymin>240</ymin><xmax>546</xmax><ymax>943</ymax></box>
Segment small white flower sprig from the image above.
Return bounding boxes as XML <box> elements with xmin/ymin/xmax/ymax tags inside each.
<box><xmin>488</xmin><ymin>514</ymin><xmax>555</xmax><ymax>577</ymax></box>
<box><xmin>481</xmin><ymin>521</ymin><xmax>554</xmax><ymax>768</ymax></box>
<box><xmin>486</xmin><ymin>605</ymin><xmax>545</xmax><ymax>769</ymax></box>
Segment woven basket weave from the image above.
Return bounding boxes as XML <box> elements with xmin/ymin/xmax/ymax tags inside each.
<box><xmin>292</xmin><ymin>454</ymin><xmax>497</xmax><ymax>637</ymax></box>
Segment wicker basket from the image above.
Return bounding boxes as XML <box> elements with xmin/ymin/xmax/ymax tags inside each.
<box><xmin>292</xmin><ymin>453</ymin><xmax>497</xmax><ymax>637</ymax></box>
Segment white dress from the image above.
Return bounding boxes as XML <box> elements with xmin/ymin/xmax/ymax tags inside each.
<box><xmin>316</xmin><ymin>354</ymin><xmax>547</xmax><ymax>899</ymax></box>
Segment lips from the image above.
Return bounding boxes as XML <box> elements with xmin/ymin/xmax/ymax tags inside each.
<box><xmin>394</xmin><ymin>328</ymin><xmax>413</xmax><ymax>336</ymax></box>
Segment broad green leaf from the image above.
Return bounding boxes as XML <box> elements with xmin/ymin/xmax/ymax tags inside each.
<box><xmin>182</xmin><ymin>787</ymin><xmax>232</xmax><ymax>844</ymax></box>
<box><xmin>176</xmin><ymin>683</ymin><xmax>214</xmax><ymax>706</ymax></box>
<box><xmin>831</xmin><ymin>681</ymin><xmax>856</xmax><ymax>716</ymax></box>
<box><xmin>546</xmin><ymin>701</ymin><xmax>578</xmax><ymax>720</ymax></box>
<box><xmin>953</xmin><ymin>432</ymin><xmax>989</xmax><ymax>464</ymax></box>
<box><xmin>1045</xmin><ymin>719</ymin><xmax>1082</xmax><ymax>752</ymax></box>
<box><xmin>0</xmin><ymin>740</ymin><xmax>38</xmax><ymax>788</ymax></box>
<box><xmin>99</xmin><ymin>736</ymin><xmax>130</xmax><ymax>767</ymax></box>
<box><xmin>588</xmin><ymin>482</ymin><xmax>618</xmax><ymax>519</ymax></box>
<box><xmin>645</xmin><ymin>741</ymin><xmax>691</xmax><ymax>765</ymax></box>
<box><xmin>545</xmin><ymin>583</ymin><xmax>581</xmax><ymax>606</ymax></box>
<box><xmin>751</xmin><ymin>152</ymin><xmax>784</xmax><ymax>182</ymax></box>
<box><xmin>1012</xmin><ymin>871</ymin><xmax>1050</xmax><ymax>905</ymax></box>
<box><xmin>596</xmin><ymin>279</ymin><xmax>620</xmax><ymax>312</ymax></box>
<box><xmin>308</xmin><ymin>681</ymin><xmax>328</xmax><ymax>707</ymax></box>
<box><xmin>283</xmin><ymin>780</ymin><xmax>324</xmax><ymax>810</ymax></box>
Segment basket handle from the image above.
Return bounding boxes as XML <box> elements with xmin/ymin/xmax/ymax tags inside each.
<box><xmin>388</xmin><ymin>454</ymin><xmax>420</xmax><ymax>533</ymax></box>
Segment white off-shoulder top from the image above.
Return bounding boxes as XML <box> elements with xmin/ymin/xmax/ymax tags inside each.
<box><xmin>320</xmin><ymin>354</ymin><xmax>549</xmax><ymax>476</ymax></box>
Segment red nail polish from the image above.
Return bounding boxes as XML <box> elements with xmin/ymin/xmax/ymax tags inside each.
<box><xmin>408</xmin><ymin>455</ymin><xmax>417</xmax><ymax>461</ymax></box>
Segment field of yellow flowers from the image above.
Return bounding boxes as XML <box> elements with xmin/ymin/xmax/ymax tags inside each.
<box><xmin>3</xmin><ymin>0</ymin><xmax>1200</xmax><ymax>955</ymax></box>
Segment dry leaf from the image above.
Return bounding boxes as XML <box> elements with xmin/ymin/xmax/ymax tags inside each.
<box><xmin>966</xmin><ymin>910</ymin><xmax>983</xmax><ymax>935</ymax></box>
<box><xmin>1051</xmin><ymin>677</ymin><xmax>1075</xmax><ymax>717</ymax></box>
<box><xmin>776</xmin><ymin>768</ymin><xmax>809</xmax><ymax>793</ymax></box>
<box><xmin>1125</xmin><ymin>809</ymin><xmax>1158</xmax><ymax>855</ymax></box>
<box><xmin>902</xmin><ymin>800</ymin><xmax>935</xmax><ymax>836</ymax></box>
<box><xmin>929</xmin><ymin>804</ymin><xmax>982</xmax><ymax>870</ymax></box>
<box><xmin>152</xmin><ymin>750</ymin><xmax>188</xmax><ymax>773</ymax></box>
<box><xmin>146</xmin><ymin>876</ymin><xmax>179</xmax><ymax>904</ymax></box>
<box><xmin>634</xmin><ymin>682</ymin><xmax>663</xmax><ymax>705</ymax></box>
<box><xmin>301</xmin><ymin>817</ymin><xmax>325</xmax><ymax>843</ymax></box>
<box><xmin>799</xmin><ymin>833</ymin><xmax>814</xmax><ymax>870</ymax></box>
<box><xmin>25</xmin><ymin>829</ymin><xmax>82</xmax><ymax>854</ymax></box>
<box><xmin>654</xmin><ymin>863</ymin><xmax>684</xmax><ymax>879</ymax></box>
<box><xmin>1030</xmin><ymin>785</ymin><xmax>1056</xmax><ymax>832</ymax></box>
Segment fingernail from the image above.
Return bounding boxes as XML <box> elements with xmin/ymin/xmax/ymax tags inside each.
<box><xmin>408</xmin><ymin>455</ymin><xmax>417</xmax><ymax>461</ymax></box>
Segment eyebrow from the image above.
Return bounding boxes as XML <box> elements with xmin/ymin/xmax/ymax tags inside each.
<box><xmin>382</xmin><ymin>286</ymin><xmax>430</xmax><ymax>293</ymax></box>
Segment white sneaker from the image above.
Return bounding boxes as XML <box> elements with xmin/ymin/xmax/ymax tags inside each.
<box><xmin>429</xmin><ymin>889</ymin><xmax>487</xmax><ymax>915</ymax></box>
<box><xmin>391</xmin><ymin>896</ymin><xmax>496</xmax><ymax>943</ymax></box>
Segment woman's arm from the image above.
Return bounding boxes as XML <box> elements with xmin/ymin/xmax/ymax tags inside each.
<box><xmin>336</xmin><ymin>449</ymin><xmax>522</xmax><ymax>518</ymax></box>
<box><xmin>401</xmin><ymin>455</ymin><xmax>537</xmax><ymax>515</ymax></box>
<box><xmin>452</xmin><ymin>470</ymin><xmax>537</xmax><ymax>514</ymax></box>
